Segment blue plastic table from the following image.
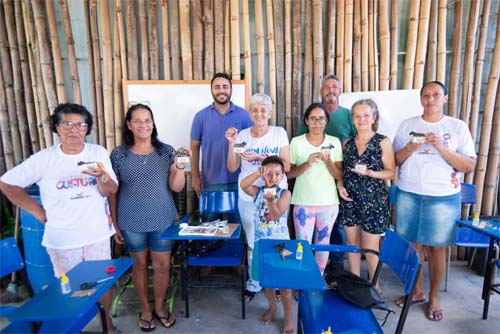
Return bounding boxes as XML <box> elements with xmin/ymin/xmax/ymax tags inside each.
<box><xmin>257</xmin><ymin>239</ymin><xmax>325</xmax><ymax>290</ymax></box>
<box><xmin>7</xmin><ymin>258</ymin><xmax>134</xmax><ymax>333</ymax></box>
<box><xmin>457</xmin><ymin>219</ymin><xmax>500</xmax><ymax>319</ymax></box>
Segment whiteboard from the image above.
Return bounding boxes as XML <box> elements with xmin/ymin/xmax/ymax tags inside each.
<box><xmin>340</xmin><ymin>89</ymin><xmax>422</xmax><ymax>141</ymax></box>
<box><xmin>124</xmin><ymin>80</ymin><xmax>246</xmax><ymax>150</ymax></box>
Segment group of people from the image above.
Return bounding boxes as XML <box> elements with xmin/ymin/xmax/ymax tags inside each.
<box><xmin>0</xmin><ymin>71</ymin><xmax>476</xmax><ymax>333</ymax></box>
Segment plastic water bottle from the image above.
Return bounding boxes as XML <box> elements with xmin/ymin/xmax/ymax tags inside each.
<box><xmin>472</xmin><ymin>212</ymin><xmax>480</xmax><ymax>227</ymax></box>
<box><xmin>61</xmin><ymin>272</ymin><xmax>71</xmax><ymax>294</ymax></box>
<box><xmin>296</xmin><ymin>242</ymin><xmax>303</xmax><ymax>260</ymax></box>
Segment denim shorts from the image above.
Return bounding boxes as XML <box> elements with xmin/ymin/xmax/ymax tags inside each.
<box><xmin>121</xmin><ymin>227</ymin><xmax>174</xmax><ymax>253</ymax></box>
<box><xmin>395</xmin><ymin>188</ymin><xmax>460</xmax><ymax>247</ymax></box>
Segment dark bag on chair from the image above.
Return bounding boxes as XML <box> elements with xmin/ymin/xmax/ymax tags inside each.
<box><xmin>188</xmin><ymin>240</ymin><xmax>224</xmax><ymax>257</ymax></box>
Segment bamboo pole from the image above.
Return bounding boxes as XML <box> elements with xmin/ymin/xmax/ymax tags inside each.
<box><xmin>90</xmin><ymin>0</ymin><xmax>105</xmax><ymax>145</ymax></box>
<box><xmin>0</xmin><ymin>129</ymin><xmax>5</xmax><ymax>174</ymax></box>
<box><xmin>179</xmin><ymin>0</ymin><xmax>193</xmax><ymax>79</ymax></box>
<box><xmin>254</xmin><ymin>0</ymin><xmax>265</xmax><ymax>93</ymax></box>
<box><xmin>402</xmin><ymin>0</ymin><xmax>420</xmax><ymax>89</ymax></box>
<box><xmin>436</xmin><ymin>0</ymin><xmax>447</xmax><ymax>83</ymax></box>
<box><xmin>291</xmin><ymin>0</ymin><xmax>302</xmax><ymax>134</ymax></box>
<box><xmin>389</xmin><ymin>0</ymin><xmax>398</xmax><ymax>90</ymax></box>
<box><xmin>482</xmin><ymin>83</ymin><xmax>500</xmax><ymax>214</ymax></box>
<box><xmin>203</xmin><ymin>0</ymin><xmax>214</xmax><ymax>79</ymax></box>
<box><xmin>99</xmin><ymin>0</ymin><xmax>115</xmax><ymax>150</ymax></box>
<box><xmin>170</xmin><ymin>0</ymin><xmax>181</xmax><ymax>79</ymax></box>
<box><xmin>325</xmin><ymin>0</ymin><xmax>336</xmax><ymax>74</ymax></box>
<box><xmin>224</xmin><ymin>1</ymin><xmax>230</xmax><ymax>74</ymax></box>
<box><xmin>303</xmin><ymin>0</ymin><xmax>313</xmax><ymax>109</ymax></box>
<box><xmin>148</xmin><ymin>0</ymin><xmax>159</xmax><ymax>80</ymax></box>
<box><xmin>160</xmin><ymin>0</ymin><xmax>171</xmax><ymax>79</ymax></box>
<box><xmin>59</xmin><ymin>0</ymin><xmax>81</xmax><ymax>104</ymax></box>
<box><xmin>413</xmin><ymin>0</ymin><xmax>431</xmax><ymax>89</ymax></box>
<box><xmin>284</xmin><ymin>0</ymin><xmax>292</xmax><ymax>134</ymax></box>
<box><xmin>336</xmin><ymin>0</ymin><xmax>344</xmax><ymax>86</ymax></box>
<box><xmin>425</xmin><ymin>0</ymin><xmax>438</xmax><ymax>81</ymax></box>
<box><xmin>45</xmin><ymin>0</ymin><xmax>66</xmax><ymax>103</ymax></box>
<box><xmin>214</xmin><ymin>0</ymin><xmax>224</xmax><ymax>73</ymax></box>
<box><xmin>361</xmin><ymin>0</ymin><xmax>368</xmax><ymax>91</ymax></box>
<box><xmin>242</xmin><ymin>0</ymin><xmax>252</xmax><ymax>103</ymax></box>
<box><xmin>138</xmin><ymin>0</ymin><xmax>148</xmax><ymax>80</ymax></box>
<box><xmin>83</xmin><ymin>0</ymin><xmax>97</xmax><ymax>143</ymax></box>
<box><xmin>469</xmin><ymin>0</ymin><xmax>491</xmax><ymax>146</ymax></box>
<box><xmin>126</xmin><ymin>0</ymin><xmax>138</xmax><ymax>80</ymax></box>
<box><xmin>115</xmin><ymin>0</ymin><xmax>128</xmax><ymax>81</ymax></box>
<box><xmin>4</xmin><ymin>0</ymin><xmax>30</xmax><ymax>159</ymax></box>
<box><xmin>113</xmin><ymin>5</ymin><xmax>123</xmax><ymax>146</ymax></box>
<box><xmin>15</xmin><ymin>0</ymin><xmax>39</xmax><ymax>153</ymax></box>
<box><xmin>266</xmin><ymin>0</ymin><xmax>276</xmax><ymax>122</ymax></box>
<box><xmin>352</xmin><ymin>0</ymin><xmax>361</xmax><ymax>92</ymax></box>
<box><xmin>31</xmin><ymin>0</ymin><xmax>58</xmax><ymax>119</ymax></box>
<box><xmin>368</xmin><ymin>0</ymin><xmax>378</xmax><ymax>91</ymax></box>
<box><xmin>25</xmin><ymin>0</ymin><xmax>50</xmax><ymax>148</ymax></box>
<box><xmin>192</xmin><ymin>0</ymin><xmax>203</xmax><ymax>80</ymax></box>
<box><xmin>458</xmin><ymin>0</ymin><xmax>480</xmax><ymax>124</ymax></box>
<box><xmin>230</xmin><ymin>0</ymin><xmax>240</xmax><ymax>79</ymax></box>
<box><xmin>0</xmin><ymin>59</ymin><xmax>14</xmax><ymax>169</ymax></box>
<box><xmin>475</xmin><ymin>9</ymin><xmax>500</xmax><ymax>212</ymax></box>
<box><xmin>448</xmin><ymin>0</ymin><xmax>463</xmax><ymax>118</ymax></box>
<box><xmin>343</xmin><ymin>0</ymin><xmax>352</xmax><ymax>93</ymax></box>
<box><xmin>273</xmin><ymin>0</ymin><xmax>285</xmax><ymax>126</ymax></box>
<box><xmin>378</xmin><ymin>0</ymin><xmax>389</xmax><ymax>90</ymax></box>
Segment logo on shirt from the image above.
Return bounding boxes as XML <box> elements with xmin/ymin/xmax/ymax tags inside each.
<box><xmin>56</xmin><ymin>176</ymin><xmax>98</xmax><ymax>190</ymax></box>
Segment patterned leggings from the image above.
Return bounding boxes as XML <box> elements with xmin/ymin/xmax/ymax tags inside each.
<box><xmin>293</xmin><ymin>204</ymin><xmax>339</xmax><ymax>274</ymax></box>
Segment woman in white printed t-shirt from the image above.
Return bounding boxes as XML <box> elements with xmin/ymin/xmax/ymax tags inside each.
<box><xmin>0</xmin><ymin>103</ymin><xmax>119</xmax><ymax>332</ymax></box>
<box><xmin>393</xmin><ymin>81</ymin><xmax>476</xmax><ymax>321</ymax></box>
<box><xmin>225</xmin><ymin>93</ymin><xmax>290</xmax><ymax>303</ymax></box>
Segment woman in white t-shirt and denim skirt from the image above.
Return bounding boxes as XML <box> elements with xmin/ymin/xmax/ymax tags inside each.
<box><xmin>393</xmin><ymin>81</ymin><xmax>476</xmax><ymax>321</ymax></box>
<box><xmin>225</xmin><ymin>93</ymin><xmax>290</xmax><ymax>303</ymax></box>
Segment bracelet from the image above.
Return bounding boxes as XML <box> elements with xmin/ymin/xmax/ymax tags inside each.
<box><xmin>175</xmin><ymin>164</ymin><xmax>185</xmax><ymax>170</ymax></box>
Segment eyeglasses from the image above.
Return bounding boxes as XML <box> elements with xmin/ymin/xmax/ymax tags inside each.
<box><xmin>308</xmin><ymin>116</ymin><xmax>327</xmax><ymax>124</ymax></box>
<box><xmin>59</xmin><ymin>121</ymin><xmax>88</xmax><ymax>131</ymax></box>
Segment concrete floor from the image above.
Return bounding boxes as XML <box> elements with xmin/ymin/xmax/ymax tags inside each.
<box><xmin>2</xmin><ymin>261</ymin><xmax>499</xmax><ymax>333</ymax></box>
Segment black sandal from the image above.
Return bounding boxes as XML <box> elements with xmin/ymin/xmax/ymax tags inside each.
<box><xmin>243</xmin><ymin>289</ymin><xmax>256</xmax><ymax>303</ymax></box>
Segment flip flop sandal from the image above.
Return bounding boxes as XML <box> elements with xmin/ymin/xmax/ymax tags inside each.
<box><xmin>244</xmin><ymin>289</ymin><xmax>256</xmax><ymax>303</ymax></box>
<box><xmin>427</xmin><ymin>306</ymin><xmax>443</xmax><ymax>321</ymax></box>
<box><xmin>394</xmin><ymin>296</ymin><xmax>426</xmax><ymax>308</ymax></box>
<box><xmin>275</xmin><ymin>289</ymin><xmax>281</xmax><ymax>301</ymax></box>
<box><xmin>138</xmin><ymin>313</ymin><xmax>155</xmax><ymax>332</ymax></box>
<box><xmin>153</xmin><ymin>311</ymin><xmax>176</xmax><ymax>328</ymax></box>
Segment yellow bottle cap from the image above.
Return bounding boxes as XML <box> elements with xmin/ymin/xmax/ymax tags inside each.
<box><xmin>297</xmin><ymin>242</ymin><xmax>303</xmax><ymax>251</ymax></box>
<box><xmin>61</xmin><ymin>272</ymin><xmax>69</xmax><ymax>283</ymax></box>
<box><xmin>474</xmin><ymin>212</ymin><xmax>479</xmax><ymax>219</ymax></box>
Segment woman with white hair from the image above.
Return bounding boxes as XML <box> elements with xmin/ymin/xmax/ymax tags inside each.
<box><xmin>225</xmin><ymin>93</ymin><xmax>290</xmax><ymax>303</ymax></box>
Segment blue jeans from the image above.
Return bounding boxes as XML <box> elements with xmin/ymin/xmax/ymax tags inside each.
<box><xmin>202</xmin><ymin>182</ymin><xmax>242</xmax><ymax>224</ymax></box>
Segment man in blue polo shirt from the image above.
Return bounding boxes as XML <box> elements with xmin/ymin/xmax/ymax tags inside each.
<box><xmin>190</xmin><ymin>73</ymin><xmax>252</xmax><ymax>223</ymax></box>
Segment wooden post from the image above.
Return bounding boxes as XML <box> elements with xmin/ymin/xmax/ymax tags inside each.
<box><xmin>45</xmin><ymin>0</ymin><xmax>66</xmax><ymax>103</ymax></box>
<box><xmin>302</xmin><ymin>0</ymin><xmax>312</xmax><ymax>110</ymax></box>
<box><xmin>274</xmin><ymin>0</ymin><xmax>285</xmax><ymax>126</ymax></box>
<box><xmin>266</xmin><ymin>0</ymin><xmax>276</xmax><ymax>122</ymax></box>
<box><xmin>436</xmin><ymin>0</ymin><xmax>447</xmax><ymax>83</ymax></box>
<box><xmin>230</xmin><ymin>0</ymin><xmax>240</xmax><ymax>79</ymax></box>
<box><xmin>14</xmin><ymin>0</ymin><xmax>39</xmax><ymax>153</ymax></box>
<box><xmin>413</xmin><ymin>0</ymin><xmax>431</xmax><ymax>89</ymax></box>
<box><xmin>254</xmin><ymin>0</ymin><xmax>265</xmax><ymax>93</ymax></box>
<box><xmin>475</xmin><ymin>9</ymin><xmax>500</xmax><ymax>212</ymax></box>
<box><xmin>148</xmin><ymin>0</ymin><xmax>159</xmax><ymax>80</ymax></box>
<box><xmin>160</xmin><ymin>0</ymin><xmax>171</xmax><ymax>79</ymax></box>
<box><xmin>192</xmin><ymin>0</ymin><xmax>204</xmax><ymax>80</ymax></box>
<box><xmin>343</xmin><ymin>0</ymin><xmax>352</xmax><ymax>93</ymax></box>
<box><xmin>242</xmin><ymin>0</ymin><xmax>252</xmax><ymax>103</ymax></box>
<box><xmin>325</xmin><ymin>0</ymin><xmax>336</xmax><ymax>75</ymax></box>
<box><xmin>389</xmin><ymin>0</ymin><xmax>398</xmax><ymax>90</ymax></box>
<box><xmin>361</xmin><ymin>0</ymin><xmax>368</xmax><ymax>91</ymax></box>
<box><xmin>291</xmin><ymin>0</ymin><xmax>302</xmax><ymax>134</ymax></box>
<box><xmin>336</xmin><ymin>0</ymin><xmax>344</xmax><ymax>86</ymax></box>
<box><xmin>425</xmin><ymin>0</ymin><xmax>438</xmax><ymax>82</ymax></box>
<box><xmin>179</xmin><ymin>0</ymin><xmax>193</xmax><ymax>79</ymax></box>
<box><xmin>458</xmin><ymin>0</ymin><xmax>480</xmax><ymax>124</ymax></box>
<box><xmin>214</xmin><ymin>0</ymin><xmax>224</xmax><ymax>73</ymax></box>
<box><xmin>138</xmin><ymin>0</ymin><xmax>149</xmax><ymax>80</ymax></box>
<box><xmin>378</xmin><ymin>0</ymin><xmax>390</xmax><ymax>91</ymax></box>
<box><xmin>203</xmin><ymin>0</ymin><xmax>214</xmax><ymax>79</ymax></box>
<box><xmin>402</xmin><ymin>0</ymin><xmax>420</xmax><ymax>89</ymax></box>
<box><xmin>59</xmin><ymin>0</ymin><xmax>81</xmax><ymax>104</ymax></box>
<box><xmin>448</xmin><ymin>0</ymin><xmax>463</xmax><ymax>118</ymax></box>
<box><xmin>126</xmin><ymin>0</ymin><xmax>139</xmax><ymax>80</ymax></box>
<box><xmin>169</xmin><ymin>0</ymin><xmax>181</xmax><ymax>79</ymax></box>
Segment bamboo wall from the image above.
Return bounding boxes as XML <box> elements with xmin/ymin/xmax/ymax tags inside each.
<box><xmin>0</xmin><ymin>0</ymin><xmax>499</xmax><ymax>216</ymax></box>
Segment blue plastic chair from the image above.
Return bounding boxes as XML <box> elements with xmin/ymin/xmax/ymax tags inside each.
<box><xmin>298</xmin><ymin>230</ymin><xmax>421</xmax><ymax>334</ymax></box>
<box><xmin>445</xmin><ymin>183</ymin><xmax>499</xmax><ymax>291</ymax></box>
<box><xmin>184</xmin><ymin>191</ymin><xmax>246</xmax><ymax>319</ymax></box>
<box><xmin>0</xmin><ymin>237</ymin><xmax>25</xmax><ymax>317</ymax></box>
